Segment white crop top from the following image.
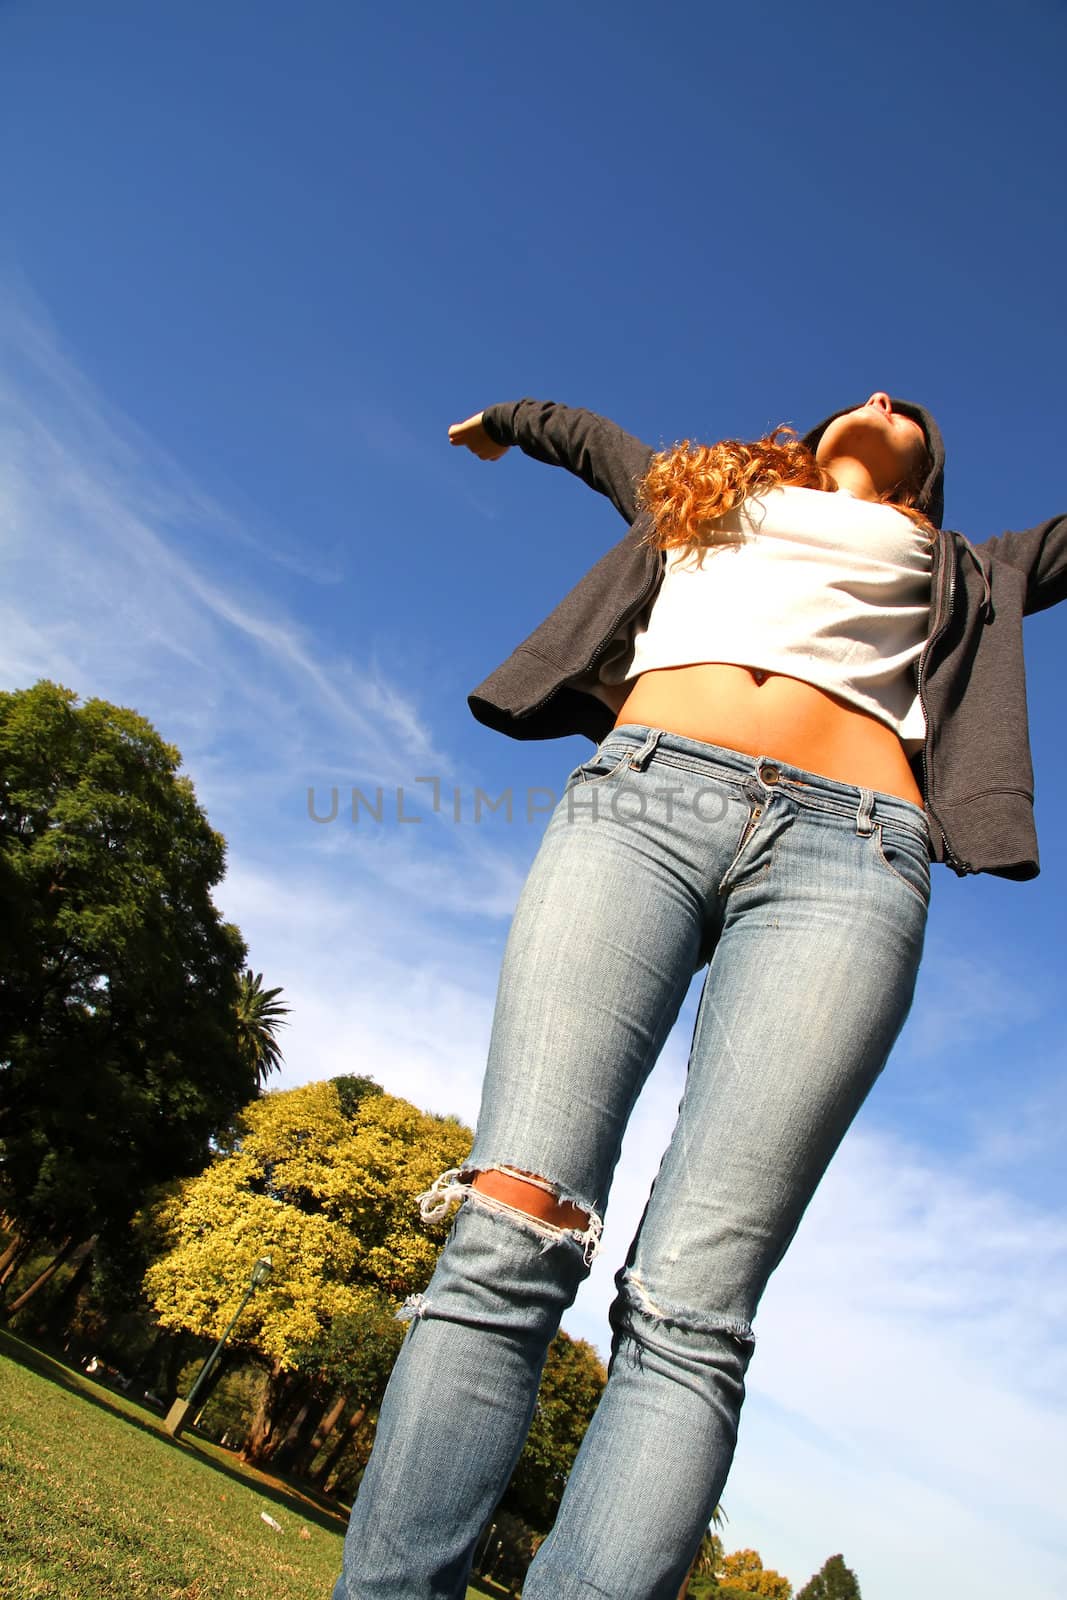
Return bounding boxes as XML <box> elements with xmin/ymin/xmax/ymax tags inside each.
<box><xmin>594</xmin><ymin>485</ymin><xmax>933</xmax><ymax>753</ymax></box>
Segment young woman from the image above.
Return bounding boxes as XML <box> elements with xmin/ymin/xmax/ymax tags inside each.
<box><xmin>332</xmin><ymin>393</ymin><xmax>1064</xmax><ymax>1600</ymax></box>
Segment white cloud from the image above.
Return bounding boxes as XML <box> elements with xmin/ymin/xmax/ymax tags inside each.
<box><xmin>906</xmin><ymin>939</ymin><xmax>1045</xmax><ymax>1058</ymax></box>
<box><xmin>687</xmin><ymin>1131</ymin><xmax>1067</xmax><ymax>1598</ymax></box>
<box><xmin>216</xmin><ymin>855</ymin><xmax>506</xmax><ymax>1124</ymax></box>
<box><xmin>0</xmin><ymin>290</ymin><xmax>447</xmax><ymax>788</ymax></box>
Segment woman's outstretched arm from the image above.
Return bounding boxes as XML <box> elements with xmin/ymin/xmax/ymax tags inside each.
<box><xmin>449</xmin><ymin>399</ymin><xmax>655</xmax><ymax>525</ymax></box>
<box><xmin>977</xmin><ymin>514</ymin><xmax>1067</xmax><ymax>615</ymax></box>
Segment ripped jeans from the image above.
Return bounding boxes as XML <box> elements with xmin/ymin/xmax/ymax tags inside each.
<box><xmin>331</xmin><ymin>725</ymin><xmax>930</xmax><ymax>1600</ymax></box>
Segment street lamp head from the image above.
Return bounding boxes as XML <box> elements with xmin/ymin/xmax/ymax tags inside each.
<box><xmin>251</xmin><ymin>1256</ymin><xmax>272</xmax><ymax>1289</ymax></box>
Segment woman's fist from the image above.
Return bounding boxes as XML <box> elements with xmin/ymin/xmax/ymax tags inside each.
<box><xmin>448</xmin><ymin>412</ymin><xmax>510</xmax><ymax>461</ymax></box>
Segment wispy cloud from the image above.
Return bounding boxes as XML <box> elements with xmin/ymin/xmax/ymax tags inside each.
<box><xmin>0</xmin><ymin>283</ymin><xmax>342</xmax><ymax>584</ymax></box>
<box><xmin>720</xmin><ymin>1129</ymin><xmax>1067</xmax><ymax>1597</ymax></box>
<box><xmin>0</xmin><ymin>287</ymin><xmax>453</xmax><ymax>789</ymax></box>
<box><xmin>965</xmin><ymin>1065</ymin><xmax>1067</xmax><ymax>1175</ymax></box>
<box><xmin>905</xmin><ymin>936</ymin><xmax>1045</xmax><ymax>1058</ymax></box>
<box><xmin>217</xmin><ymin>858</ymin><xmax>505</xmax><ymax>1125</ymax></box>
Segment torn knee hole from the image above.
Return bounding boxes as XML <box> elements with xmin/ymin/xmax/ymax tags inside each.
<box><xmin>618</xmin><ymin>1270</ymin><xmax>755</xmax><ymax>1347</ymax></box>
<box><xmin>415</xmin><ymin>1166</ymin><xmax>604</xmax><ymax>1264</ymax></box>
<box><xmin>472</xmin><ymin>1168</ymin><xmax>591</xmax><ymax>1231</ymax></box>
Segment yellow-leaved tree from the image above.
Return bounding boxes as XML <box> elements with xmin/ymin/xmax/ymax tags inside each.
<box><xmin>141</xmin><ymin>1074</ymin><xmax>471</xmax><ymax>1464</ymax></box>
<box><xmin>719</xmin><ymin>1548</ymin><xmax>794</xmax><ymax>1598</ymax></box>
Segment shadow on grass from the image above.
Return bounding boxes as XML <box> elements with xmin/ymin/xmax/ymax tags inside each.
<box><xmin>0</xmin><ymin>1327</ymin><xmax>350</xmax><ymax>1535</ymax></box>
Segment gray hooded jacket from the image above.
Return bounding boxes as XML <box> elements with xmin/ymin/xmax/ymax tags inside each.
<box><xmin>470</xmin><ymin>399</ymin><xmax>1066</xmax><ymax>880</ymax></box>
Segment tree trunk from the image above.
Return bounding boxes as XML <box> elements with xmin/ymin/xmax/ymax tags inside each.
<box><xmin>293</xmin><ymin>1388</ymin><xmax>348</xmax><ymax>1477</ymax></box>
<box><xmin>255</xmin><ymin>1372</ymin><xmax>315</xmax><ymax>1462</ymax></box>
<box><xmin>270</xmin><ymin>1389</ymin><xmax>331</xmax><ymax>1476</ymax></box>
<box><xmin>267</xmin><ymin>1395</ymin><xmax>312</xmax><ymax>1464</ymax></box>
<box><xmin>241</xmin><ymin>1359</ymin><xmax>295</xmax><ymax>1464</ymax></box>
<box><xmin>0</xmin><ymin>1231</ymin><xmax>23</xmax><ymax>1279</ymax></box>
<box><xmin>36</xmin><ymin>1237</ymin><xmax>97</xmax><ymax>1340</ymax></box>
<box><xmin>272</xmin><ymin>1392</ymin><xmax>324</xmax><ymax>1473</ymax></box>
<box><xmin>156</xmin><ymin>1330</ymin><xmax>197</xmax><ymax>1408</ymax></box>
<box><xmin>0</xmin><ymin>1236</ymin><xmax>75</xmax><ymax>1321</ymax></box>
<box><xmin>314</xmin><ymin>1404</ymin><xmax>367</xmax><ymax>1489</ymax></box>
<box><xmin>0</xmin><ymin>1232</ymin><xmax>34</xmax><ymax>1292</ymax></box>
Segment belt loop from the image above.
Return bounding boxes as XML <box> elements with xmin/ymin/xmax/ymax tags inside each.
<box><xmin>856</xmin><ymin>788</ymin><xmax>875</xmax><ymax>837</ymax></box>
<box><xmin>628</xmin><ymin>728</ymin><xmax>662</xmax><ymax>771</ymax></box>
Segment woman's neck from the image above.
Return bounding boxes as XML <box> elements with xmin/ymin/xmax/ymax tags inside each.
<box><xmin>821</xmin><ymin>454</ymin><xmax>883</xmax><ymax>503</ymax></box>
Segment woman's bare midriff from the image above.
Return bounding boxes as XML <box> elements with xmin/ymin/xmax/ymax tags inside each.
<box><xmin>614</xmin><ymin>664</ymin><xmax>925</xmax><ymax>808</ymax></box>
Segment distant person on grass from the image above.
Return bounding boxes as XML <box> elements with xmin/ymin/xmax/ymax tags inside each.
<box><xmin>331</xmin><ymin>391</ymin><xmax>1065</xmax><ymax>1599</ymax></box>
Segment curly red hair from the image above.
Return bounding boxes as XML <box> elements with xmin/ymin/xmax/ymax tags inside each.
<box><xmin>636</xmin><ymin>426</ymin><xmax>935</xmax><ymax>556</ymax></box>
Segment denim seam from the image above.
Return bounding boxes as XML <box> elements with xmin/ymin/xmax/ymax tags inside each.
<box><xmin>717</xmin><ymin>808</ymin><xmax>782</xmax><ymax>897</ymax></box>
<box><xmin>874</xmin><ymin>814</ymin><xmax>933</xmax><ymax>849</ymax></box>
<box><xmin>576</xmin><ymin>750</ymin><xmax>635</xmax><ymax>788</ymax></box>
<box><xmin>720</xmin><ymin>848</ymin><xmax>778</xmax><ymax>896</ymax></box>
<box><xmin>775</xmin><ymin>786</ymin><xmax>922</xmax><ymax>828</ymax></box>
<box><xmin>639</xmin><ymin>751</ymin><xmax>749</xmax><ymax>789</ymax></box>
<box><xmin>766</xmin><ymin>790</ymin><xmax>931</xmax><ymax>847</ymax></box>
<box><xmin>610</xmin><ymin>733</ymin><xmax>929</xmax><ymax>821</ymax></box>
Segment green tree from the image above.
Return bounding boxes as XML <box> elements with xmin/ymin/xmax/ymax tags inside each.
<box><xmin>0</xmin><ymin>681</ymin><xmax>258</xmax><ymax>1312</ymax></box>
<box><xmin>680</xmin><ymin>1527</ymin><xmax>726</xmax><ymax>1599</ymax></box>
<box><xmin>720</xmin><ymin>1548</ymin><xmax>793</xmax><ymax>1599</ymax></box>
<box><xmin>141</xmin><ymin>1075</ymin><xmax>472</xmax><ymax>1461</ymax></box>
<box><xmin>18</xmin><ymin>971</ymin><xmax>289</xmax><ymax>1337</ymax></box>
<box><xmin>796</xmin><ymin>1554</ymin><xmax>862</xmax><ymax>1600</ymax></box>
<box><xmin>234</xmin><ymin>969</ymin><xmax>289</xmax><ymax>1086</ymax></box>
<box><xmin>500</xmin><ymin>1330</ymin><xmax>607</xmax><ymax>1532</ymax></box>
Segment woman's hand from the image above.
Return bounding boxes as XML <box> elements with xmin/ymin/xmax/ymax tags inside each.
<box><xmin>448</xmin><ymin>412</ymin><xmax>510</xmax><ymax>461</ymax></box>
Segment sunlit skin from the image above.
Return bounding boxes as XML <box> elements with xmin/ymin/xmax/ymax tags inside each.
<box><xmin>468</xmin><ymin>1167</ymin><xmax>591</xmax><ymax>1229</ymax></box>
<box><xmin>449</xmin><ymin>397</ymin><xmax>930</xmax><ymax>1220</ymax></box>
<box><xmin>815</xmin><ymin>392</ymin><xmax>929</xmax><ymax>501</ymax></box>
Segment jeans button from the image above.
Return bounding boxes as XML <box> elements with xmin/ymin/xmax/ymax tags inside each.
<box><xmin>760</xmin><ymin>763</ymin><xmax>780</xmax><ymax>785</ymax></box>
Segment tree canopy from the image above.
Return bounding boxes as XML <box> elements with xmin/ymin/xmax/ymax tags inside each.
<box><xmin>141</xmin><ymin>1075</ymin><xmax>473</xmax><ymax>1371</ymax></box>
<box><xmin>501</xmin><ymin>1329</ymin><xmax>607</xmax><ymax>1532</ymax></box>
<box><xmin>796</xmin><ymin>1554</ymin><xmax>862</xmax><ymax>1600</ymax></box>
<box><xmin>719</xmin><ymin>1548</ymin><xmax>794</xmax><ymax>1598</ymax></box>
<box><xmin>0</xmin><ymin>680</ymin><xmax>258</xmax><ymax>1247</ymax></box>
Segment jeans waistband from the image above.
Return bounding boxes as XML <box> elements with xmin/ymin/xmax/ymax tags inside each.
<box><xmin>599</xmin><ymin>724</ymin><xmax>929</xmax><ymax>837</ymax></box>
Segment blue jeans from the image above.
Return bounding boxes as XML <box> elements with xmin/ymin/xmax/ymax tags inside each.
<box><xmin>332</xmin><ymin>725</ymin><xmax>930</xmax><ymax>1600</ymax></box>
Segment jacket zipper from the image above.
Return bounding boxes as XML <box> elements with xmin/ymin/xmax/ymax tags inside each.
<box><xmin>917</xmin><ymin>532</ymin><xmax>967</xmax><ymax>874</ymax></box>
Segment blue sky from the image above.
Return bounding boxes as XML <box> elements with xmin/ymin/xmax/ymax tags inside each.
<box><xmin>2</xmin><ymin>2</ymin><xmax>1065</xmax><ymax>1594</ymax></box>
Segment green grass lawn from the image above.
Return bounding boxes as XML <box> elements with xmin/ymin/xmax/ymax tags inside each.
<box><xmin>0</xmin><ymin>1331</ymin><xmax>502</xmax><ymax>1599</ymax></box>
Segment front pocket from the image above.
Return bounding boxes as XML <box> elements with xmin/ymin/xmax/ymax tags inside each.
<box><xmin>874</xmin><ymin>820</ymin><xmax>932</xmax><ymax>907</ymax></box>
<box><xmin>575</xmin><ymin>747</ymin><xmax>634</xmax><ymax>788</ymax></box>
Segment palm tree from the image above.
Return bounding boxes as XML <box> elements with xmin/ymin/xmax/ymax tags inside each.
<box><xmin>678</xmin><ymin>1507</ymin><xmax>728</xmax><ymax>1600</ymax></box>
<box><xmin>234</xmin><ymin>970</ymin><xmax>290</xmax><ymax>1085</ymax></box>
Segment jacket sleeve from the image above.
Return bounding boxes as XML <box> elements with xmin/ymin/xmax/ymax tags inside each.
<box><xmin>481</xmin><ymin>399</ymin><xmax>655</xmax><ymax>525</ymax></box>
<box><xmin>976</xmin><ymin>515</ymin><xmax>1067</xmax><ymax>616</ymax></box>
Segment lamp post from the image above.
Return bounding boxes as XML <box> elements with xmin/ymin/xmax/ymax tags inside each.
<box><xmin>165</xmin><ymin>1255</ymin><xmax>272</xmax><ymax>1439</ymax></box>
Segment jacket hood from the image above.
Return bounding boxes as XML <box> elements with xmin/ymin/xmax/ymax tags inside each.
<box><xmin>801</xmin><ymin>399</ymin><xmax>946</xmax><ymax>529</ymax></box>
